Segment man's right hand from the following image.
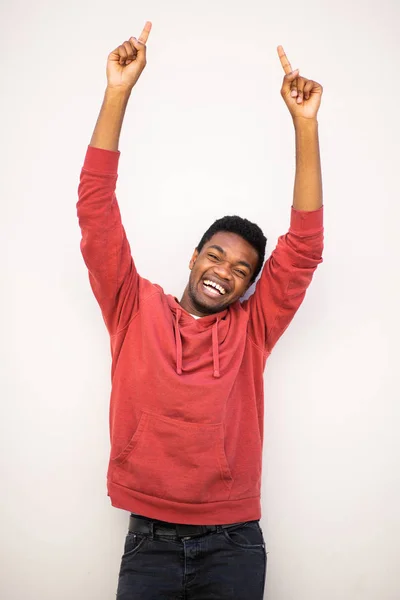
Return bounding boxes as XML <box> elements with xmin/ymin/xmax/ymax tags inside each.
<box><xmin>106</xmin><ymin>21</ymin><xmax>152</xmax><ymax>92</ymax></box>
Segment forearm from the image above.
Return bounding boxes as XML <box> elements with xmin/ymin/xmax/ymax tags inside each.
<box><xmin>292</xmin><ymin>117</ymin><xmax>323</xmax><ymax>211</ymax></box>
<box><xmin>90</xmin><ymin>86</ymin><xmax>132</xmax><ymax>152</ymax></box>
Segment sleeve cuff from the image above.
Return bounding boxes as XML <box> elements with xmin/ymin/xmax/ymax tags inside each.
<box><xmin>289</xmin><ymin>205</ymin><xmax>324</xmax><ymax>235</ymax></box>
<box><xmin>83</xmin><ymin>145</ymin><xmax>120</xmax><ymax>174</ymax></box>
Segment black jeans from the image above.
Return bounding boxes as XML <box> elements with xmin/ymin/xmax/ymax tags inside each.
<box><xmin>116</xmin><ymin>518</ymin><xmax>267</xmax><ymax>599</ymax></box>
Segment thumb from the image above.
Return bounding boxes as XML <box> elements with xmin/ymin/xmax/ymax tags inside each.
<box><xmin>281</xmin><ymin>69</ymin><xmax>299</xmax><ymax>94</ymax></box>
<box><xmin>130</xmin><ymin>36</ymin><xmax>146</xmax><ymax>52</ymax></box>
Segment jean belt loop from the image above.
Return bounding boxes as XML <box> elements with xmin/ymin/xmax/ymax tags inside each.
<box><xmin>216</xmin><ymin>525</ymin><xmax>222</xmax><ymax>533</ymax></box>
<box><xmin>149</xmin><ymin>521</ymin><xmax>154</xmax><ymax>539</ymax></box>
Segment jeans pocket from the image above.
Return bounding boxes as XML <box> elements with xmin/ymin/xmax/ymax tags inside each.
<box><xmin>222</xmin><ymin>521</ymin><xmax>265</xmax><ymax>549</ymax></box>
<box><xmin>122</xmin><ymin>532</ymin><xmax>148</xmax><ymax>559</ymax></box>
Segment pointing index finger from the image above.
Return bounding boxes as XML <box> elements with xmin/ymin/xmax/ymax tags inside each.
<box><xmin>277</xmin><ymin>45</ymin><xmax>293</xmax><ymax>74</ymax></box>
<box><xmin>138</xmin><ymin>20</ymin><xmax>152</xmax><ymax>44</ymax></box>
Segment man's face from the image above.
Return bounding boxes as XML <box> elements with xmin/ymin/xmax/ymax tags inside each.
<box><xmin>181</xmin><ymin>231</ymin><xmax>259</xmax><ymax>316</ymax></box>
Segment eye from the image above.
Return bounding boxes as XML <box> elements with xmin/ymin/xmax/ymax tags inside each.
<box><xmin>208</xmin><ymin>253</ymin><xmax>219</xmax><ymax>260</ymax></box>
<box><xmin>235</xmin><ymin>269</ymin><xmax>247</xmax><ymax>278</ymax></box>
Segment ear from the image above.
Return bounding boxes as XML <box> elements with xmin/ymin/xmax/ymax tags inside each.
<box><xmin>189</xmin><ymin>248</ymin><xmax>199</xmax><ymax>270</ymax></box>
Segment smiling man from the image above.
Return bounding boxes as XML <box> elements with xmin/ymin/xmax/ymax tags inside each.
<box><xmin>183</xmin><ymin>222</ymin><xmax>264</xmax><ymax>315</ymax></box>
<box><xmin>77</xmin><ymin>21</ymin><xmax>324</xmax><ymax>600</ymax></box>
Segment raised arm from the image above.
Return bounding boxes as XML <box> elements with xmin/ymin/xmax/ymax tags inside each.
<box><xmin>77</xmin><ymin>23</ymin><xmax>152</xmax><ymax>336</ymax></box>
<box><xmin>277</xmin><ymin>45</ymin><xmax>323</xmax><ymax>212</ymax></box>
<box><xmin>90</xmin><ymin>21</ymin><xmax>152</xmax><ymax>151</ymax></box>
<box><xmin>245</xmin><ymin>47</ymin><xmax>324</xmax><ymax>353</ymax></box>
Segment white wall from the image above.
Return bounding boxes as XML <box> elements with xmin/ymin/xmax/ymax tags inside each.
<box><xmin>1</xmin><ymin>0</ymin><xmax>399</xmax><ymax>598</ymax></box>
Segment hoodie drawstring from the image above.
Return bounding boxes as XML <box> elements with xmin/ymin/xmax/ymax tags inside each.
<box><xmin>212</xmin><ymin>318</ymin><xmax>221</xmax><ymax>378</ymax></box>
<box><xmin>174</xmin><ymin>309</ymin><xmax>221</xmax><ymax>378</ymax></box>
<box><xmin>174</xmin><ymin>309</ymin><xmax>183</xmax><ymax>375</ymax></box>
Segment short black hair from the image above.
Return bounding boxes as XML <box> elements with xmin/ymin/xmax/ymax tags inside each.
<box><xmin>196</xmin><ymin>215</ymin><xmax>267</xmax><ymax>283</ymax></box>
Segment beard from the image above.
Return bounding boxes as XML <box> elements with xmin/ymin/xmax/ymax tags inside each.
<box><xmin>187</xmin><ymin>275</ymin><xmax>232</xmax><ymax>315</ymax></box>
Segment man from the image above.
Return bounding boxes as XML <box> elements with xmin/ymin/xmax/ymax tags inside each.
<box><xmin>77</xmin><ymin>20</ymin><xmax>324</xmax><ymax>600</ymax></box>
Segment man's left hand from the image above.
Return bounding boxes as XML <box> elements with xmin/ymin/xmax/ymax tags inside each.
<box><xmin>277</xmin><ymin>45</ymin><xmax>323</xmax><ymax>120</ymax></box>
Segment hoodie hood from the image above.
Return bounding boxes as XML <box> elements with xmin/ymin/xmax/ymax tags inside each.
<box><xmin>167</xmin><ymin>295</ymin><xmax>230</xmax><ymax>378</ymax></box>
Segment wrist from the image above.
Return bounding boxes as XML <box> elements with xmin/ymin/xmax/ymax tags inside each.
<box><xmin>292</xmin><ymin>116</ymin><xmax>318</xmax><ymax>129</ymax></box>
<box><xmin>105</xmin><ymin>85</ymin><xmax>132</xmax><ymax>100</ymax></box>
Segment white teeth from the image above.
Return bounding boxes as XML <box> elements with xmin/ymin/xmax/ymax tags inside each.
<box><xmin>203</xmin><ymin>280</ymin><xmax>226</xmax><ymax>295</ymax></box>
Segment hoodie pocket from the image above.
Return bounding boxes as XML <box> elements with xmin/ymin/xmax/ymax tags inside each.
<box><xmin>111</xmin><ymin>411</ymin><xmax>233</xmax><ymax>503</ymax></box>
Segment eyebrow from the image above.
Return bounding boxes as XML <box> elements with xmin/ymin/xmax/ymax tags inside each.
<box><xmin>207</xmin><ymin>244</ymin><xmax>253</xmax><ymax>272</ymax></box>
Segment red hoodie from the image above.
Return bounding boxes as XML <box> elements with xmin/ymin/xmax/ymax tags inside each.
<box><xmin>77</xmin><ymin>145</ymin><xmax>324</xmax><ymax>525</ymax></box>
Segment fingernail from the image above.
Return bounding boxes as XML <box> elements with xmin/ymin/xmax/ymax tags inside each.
<box><xmin>291</xmin><ymin>90</ymin><xmax>297</xmax><ymax>97</ymax></box>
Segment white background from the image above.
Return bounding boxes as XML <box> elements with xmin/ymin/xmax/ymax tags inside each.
<box><xmin>1</xmin><ymin>0</ymin><xmax>399</xmax><ymax>598</ymax></box>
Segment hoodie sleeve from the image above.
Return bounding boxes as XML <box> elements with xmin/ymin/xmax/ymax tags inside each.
<box><xmin>243</xmin><ymin>205</ymin><xmax>324</xmax><ymax>354</ymax></box>
<box><xmin>76</xmin><ymin>145</ymin><xmax>140</xmax><ymax>336</ymax></box>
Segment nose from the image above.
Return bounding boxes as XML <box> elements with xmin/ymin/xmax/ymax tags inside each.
<box><xmin>213</xmin><ymin>261</ymin><xmax>232</xmax><ymax>281</ymax></box>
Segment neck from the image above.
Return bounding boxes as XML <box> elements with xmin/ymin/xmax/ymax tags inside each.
<box><xmin>179</xmin><ymin>287</ymin><xmax>209</xmax><ymax>317</ymax></box>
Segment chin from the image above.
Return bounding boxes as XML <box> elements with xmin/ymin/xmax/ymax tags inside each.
<box><xmin>189</xmin><ymin>289</ymin><xmax>231</xmax><ymax>315</ymax></box>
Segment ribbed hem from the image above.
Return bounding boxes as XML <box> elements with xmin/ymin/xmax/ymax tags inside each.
<box><xmin>290</xmin><ymin>204</ymin><xmax>324</xmax><ymax>235</ymax></box>
<box><xmin>83</xmin><ymin>145</ymin><xmax>120</xmax><ymax>174</ymax></box>
<box><xmin>107</xmin><ymin>479</ymin><xmax>261</xmax><ymax>526</ymax></box>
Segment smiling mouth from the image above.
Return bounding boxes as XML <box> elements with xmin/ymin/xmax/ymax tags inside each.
<box><xmin>202</xmin><ymin>279</ymin><xmax>228</xmax><ymax>297</ymax></box>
